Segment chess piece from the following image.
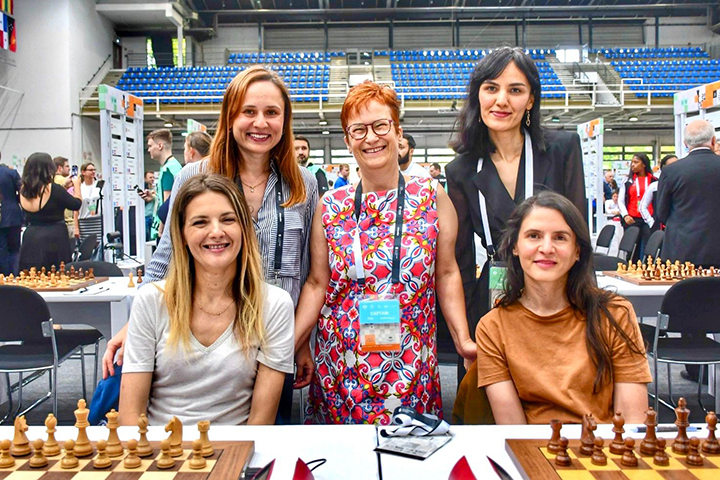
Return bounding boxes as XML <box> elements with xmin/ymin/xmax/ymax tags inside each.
<box><xmin>653</xmin><ymin>438</ymin><xmax>669</xmax><ymax>466</ymax></box>
<box><xmin>686</xmin><ymin>437</ymin><xmax>704</xmax><ymax>466</ymax></box>
<box><xmin>621</xmin><ymin>438</ymin><xmax>638</xmax><ymax>467</ymax></box>
<box><xmin>554</xmin><ymin>437</ymin><xmax>572</xmax><ymax>467</ymax></box>
<box><xmin>74</xmin><ymin>399</ymin><xmax>93</xmax><ymax>457</ymax></box>
<box><xmin>640</xmin><ymin>407</ymin><xmax>658</xmax><ymax>455</ymax></box>
<box><xmin>105</xmin><ymin>409</ymin><xmax>124</xmax><ymax>457</ymax></box>
<box><xmin>11</xmin><ymin>415</ymin><xmax>30</xmax><ymax>456</ymax></box>
<box><xmin>88</xmin><ymin>268</ymin><xmax>94</xmax><ymax>279</ymax></box>
<box><xmin>157</xmin><ymin>438</ymin><xmax>175</xmax><ymax>469</ymax></box>
<box><xmin>93</xmin><ymin>439</ymin><xmax>112</xmax><ymax>469</ymax></box>
<box><xmin>127</xmin><ymin>272</ymin><xmax>135</xmax><ymax>288</ymax></box>
<box><xmin>0</xmin><ymin>274</ymin><xmax>5</xmax><ymax>285</ymax></box>
<box><xmin>165</xmin><ymin>416</ymin><xmax>183</xmax><ymax>457</ymax></box>
<box><xmin>61</xmin><ymin>439</ymin><xmax>79</xmax><ymax>469</ymax></box>
<box><xmin>29</xmin><ymin>439</ymin><xmax>48</xmax><ymax>468</ymax></box>
<box><xmin>43</xmin><ymin>413</ymin><xmax>60</xmax><ymax>456</ymax></box>
<box><xmin>591</xmin><ymin>437</ymin><xmax>607</xmax><ymax>466</ymax></box>
<box><xmin>197</xmin><ymin>420</ymin><xmax>213</xmax><ymax>457</ymax></box>
<box><xmin>579</xmin><ymin>413</ymin><xmax>596</xmax><ymax>456</ymax></box>
<box><xmin>189</xmin><ymin>439</ymin><xmax>207</xmax><ymax>470</ymax></box>
<box><xmin>610</xmin><ymin>411</ymin><xmax>625</xmax><ymax>455</ymax></box>
<box><xmin>702</xmin><ymin>411</ymin><xmax>720</xmax><ymax>454</ymax></box>
<box><xmin>137</xmin><ymin>268</ymin><xmax>143</xmax><ymax>284</ymax></box>
<box><xmin>673</xmin><ymin>397</ymin><xmax>691</xmax><ymax>454</ymax></box>
<box><xmin>0</xmin><ymin>440</ymin><xmax>14</xmax><ymax>468</ymax></box>
<box><xmin>123</xmin><ymin>439</ymin><xmax>142</xmax><ymax>469</ymax></box>
<box><xmin>137</xmin><ymin>414</ymin><xmax>153</xmax><ymax>457</ymax></box>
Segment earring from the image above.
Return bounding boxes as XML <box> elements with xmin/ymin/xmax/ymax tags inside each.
<box><xmin>525</xmin><ymin>110</ymin><xmax>531</xmax><ymax>128</ymax></box>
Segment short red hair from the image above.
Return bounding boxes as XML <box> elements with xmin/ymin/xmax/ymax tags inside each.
<box><xmin>341</xmin><ymin>81</ymin><xmax>401</xmax><ymax>135</ymax></box>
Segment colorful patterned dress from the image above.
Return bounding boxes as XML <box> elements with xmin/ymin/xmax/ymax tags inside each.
<box><xmin>305</xmin><ymin>176</ymin><xmax>442</xmax><ymax>425</ymax></box>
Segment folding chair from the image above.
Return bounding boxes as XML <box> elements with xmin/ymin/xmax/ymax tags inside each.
<box><xmin>617</xmin><ymin>226</ymin><xmax>640</xmax><ymax>262</ymax></box>
<box><xmin>644</xmin><ymin>230</ymin><xmax>665</xmax><ymax>260</ymax></box>
<box><xmin>594</xmin><ymin>224</ymin><xmax>616</xmax><ymax>253</ymax></box>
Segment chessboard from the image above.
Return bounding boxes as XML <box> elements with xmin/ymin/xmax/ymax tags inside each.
<box><xmin>506</xmin><ymin>438</ymin><xmax>720</xmax><ymax>480</ymax></box>
<box><xmin>603</xmin><ymin>271</ymin><xmax>678</xmax><ymax>286</ymax></box>
<box><xmin>1</xmin><ymin>277</ymin><xmax>109</xmax><ymax>292</ymax></box>
<box><xmin>0</xmin><ymin>439</ymin><xmax>254</xmax><ymax>480</ymax></box>
<box><xmin>605</xmin><ymin>256</ymin><xmax>720</xmax><ymax>286</ymax></box>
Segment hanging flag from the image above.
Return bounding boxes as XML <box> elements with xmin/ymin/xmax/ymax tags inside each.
<box><xmin>6</xmin><ymin>14</ymin><xmax>13</xmax><ymax>52</ymax></box>
<box><xmin>1</xmin><ymin>1</ymin><xmax>13</xmax><ymax>16</ymax></box>
<box><xmin>0</xmin><ymin>13</ymin><xmax>6</xmax><ymax>50</ymax></box>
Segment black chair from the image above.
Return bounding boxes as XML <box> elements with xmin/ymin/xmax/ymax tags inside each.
<box><xmin>649</xmin><ymin>277</ymin><xmax>720</xmax><ymax>412</ymax></box>
<box><xmin>592</xmin><ymin>253</ymin><xmax>624</xmax><ymax>272</ymax></box>
<box><xmin>76</xmin><ymin>236</ymin><xmax>99</xmax><ymax>262</ymax></box>
<box><xmin>617</xmin><ymin>226</ymin><xmax>640</xmax><ymax>262</ymax></box>
<box><xmin>65</xmin><ymin>261</ymin><xmax>123</xmax><ymax>277</ymax></box>
<box><xmin>0</xmin><ymin>286</ymin><xmax>89</xmax><ymax>422</ymax></box>
<box><xmin>644</xmin><ymin>230</ymin><xmax>665</xmax><ymax>260</ymax></box>
<box><xmin>594</xmin><ymin>224</ymin><xmax>615</xmax><ymax>253</ymax></box>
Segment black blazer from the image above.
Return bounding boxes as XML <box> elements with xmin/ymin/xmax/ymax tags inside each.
<box><xmin>656</xmin><ymin>148</ymin><xmax>720</xmax><ymax>266</ymax></box>
<box><xmin>0</xmin><ymin>165</ymin><xmax>23</xmax><ymax>228</ymax></box>
<box><xmin>446</xmin><ymin>129</ymin><xmax>586</xmax><ymax>329</ymax></box>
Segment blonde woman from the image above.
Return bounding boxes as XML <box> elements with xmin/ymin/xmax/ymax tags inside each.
<box><xmin>118</xmin><ymin>174</ymin><xmax>294</xmax><ymax>425</ymax></box>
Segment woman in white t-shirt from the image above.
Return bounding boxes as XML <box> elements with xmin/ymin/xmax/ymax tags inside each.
<box><xmin>77</xmin><ymin>162</ymin><xmax>100</xmax><ymax>219</ymax></box>
<box><xmin>119</xmin><ymin>173</ymin><xmax>295</xmax><ymax>425</ymax></box>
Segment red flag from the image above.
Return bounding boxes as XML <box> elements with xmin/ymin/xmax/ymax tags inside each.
<box><xmin>7</xmin><ymin>14</ymin><xmax>14</xmax><ymax>52</ymax></box>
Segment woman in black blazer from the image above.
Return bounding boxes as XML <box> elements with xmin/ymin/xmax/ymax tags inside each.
<box><xmin>445</xmin><ymin>47</ymin><xmax>586</xmax><ymax>373</ymax></box>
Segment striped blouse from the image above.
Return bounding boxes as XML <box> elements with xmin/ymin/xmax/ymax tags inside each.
<box><xmin>145</xmin><ymin>159</ymin><xmax>318</xmax><ymax>306</ymax></box>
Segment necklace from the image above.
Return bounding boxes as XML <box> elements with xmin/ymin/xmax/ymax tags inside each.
<box><xmin>196</xmin><ymin>299</ymin><xmax>234</xmax><ymax>316</ymax></box>
<box><xmin>241</xmin><ymin>175</ymin><xmax>269</xmax><ymax>194</ymax></box>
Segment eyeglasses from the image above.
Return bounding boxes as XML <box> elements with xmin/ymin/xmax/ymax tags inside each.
<box><xmin>345</xmin><ymin>119</ymin><xmax>394</xmax><ymax>141</ymax></box>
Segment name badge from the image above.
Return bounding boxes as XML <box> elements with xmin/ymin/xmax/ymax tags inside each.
<box><xmin>488</xmin><ymin>264</ymin><xmax>508</xmax><ymax>309</ymax></box>
<box><xmin>358</xmin><ymin>295</ymin><xmax>401</xmax><ymax>352</ymax></box>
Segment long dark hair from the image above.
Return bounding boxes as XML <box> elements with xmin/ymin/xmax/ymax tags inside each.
<box><xmin>449</xmin><ymin>46</ymin><xmax>545</xmax><ymax>156</ymax></box>
<box><xmin>21</xmin><ymin>152</ymin><xmax>55</xmax><ymax>199</ymax></box>
<box><xmin>659</xmin><ymin>154</ymin><xmax>677</xmax><ymax>169</ymax></box>
<box><xmin>628</xmin><ymin>153</ymin><xmax>654</xmax><ymax>179</ymax></box>
<box><xmin>496</xmin><ymin>191</ymin><xmax>645</xmax><ymax>393</ymax></box>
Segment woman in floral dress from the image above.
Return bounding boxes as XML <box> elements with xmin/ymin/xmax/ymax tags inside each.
<box><xmin>293</xmin><ymin>81</ymin><xmax>476</xmax><ymax>424</ymax></box>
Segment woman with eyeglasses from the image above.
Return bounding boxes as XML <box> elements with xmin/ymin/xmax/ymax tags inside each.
<box><xmin>292</xmin><ymin>81</ymin><xmax>476</xmax><ymax>424</ymax></box>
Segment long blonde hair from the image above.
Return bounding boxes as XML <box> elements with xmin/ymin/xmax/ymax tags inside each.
<box><xmin>163</xmin><ymin>173</ymin><xmax>266</xmax><ymax>352</ymax></box>
<box><xmin>207</xmin><ymin>65</ymin><xmax>306</xmax><ymax>208</ymax></box>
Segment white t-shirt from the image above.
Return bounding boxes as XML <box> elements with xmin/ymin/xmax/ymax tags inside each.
<box><xmin>400</xmin><ymin>160</ymin><xmax>432</xmax><ymax>178</ymax></box>
<box><xmin>123</xmin><ymin>280</ymin><xmax>295</xmax><ymax>425</ymax></box>
<box><xmin>78</xmin><ymin>182</ymin><xmax>101</xmax><ymax>219</ymax></box>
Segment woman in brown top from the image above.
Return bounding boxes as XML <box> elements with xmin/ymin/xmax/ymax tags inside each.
<box><xmin>476</xmin><ymin>191</ymin><xmax>651</xmax><ymax>424</ymax></box>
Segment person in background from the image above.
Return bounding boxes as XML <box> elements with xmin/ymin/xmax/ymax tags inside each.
<box><xmin>75</xmin><ymin>162</ymin><xmax>101</xmax><ymax>244</ymax></box>
<box><xmin>603</xmin><ymin>170</ymin><xmax>615</xmax><ymax>201</ymax></box>
<box><xmin>119</xmin><ymin>174</ymin><xmax>293</xmax><ymax>425</ymax></box>
<box><xmin>398</xmin><ymin>133</ymin><xmax>431</xmax><ymax>178</ymax></box>
<box><xmin>147</xmin><ymin>129</ymin><xmax>182</xmax><ymax>234</ymax></box>
<box><xmin>617</xmin><ymin>153</ymin><xmax>656</xmax><ymax>261</ymax></box>
<box><xmin>334</xmin><ymin>163</ymin><xmax>350</xmax><ymax>188</ymax></box>
<box><xmin>477</xmin><ymin>191</ymin><xmax>651</xmax><ymax>425</ymax></box>
<box><xmin>639</xmin><ymin>154</ymin><xmax>678</xmax><ymax>230</ymax></box>
<box><xmin>0</xmin><ymin>153</ymin><xmax>22</xmax><ymax>276</ymax></box>
<box><xmin>184</xmin><ymin>131</ymin><xmax>212</xmax><ymax>165</ymax></box>
<box><xmin>19</xmin><ymin>153</ymin><xmax>81</xmax><ymax>271</ymax></box>
<box><xmin>295</xmin><ymin>135</ymin><xmax>329</xmax><ymax>197</ymax></box>
<box><xmin>605</xmin><ymin>190</ymin><xmax>621</xmax><ymax>218</ymax></box>
<box><xmin>53</xmin><ymin>156</ymin><xmax>76</xmax><ymax>240</ymax></box>
<box><xmin>141</xmin><ymin>171</ymin><xmax>157</xmax><ymax>241</ymax></box>
<box><xmin>429</xmin><ymin>162</ymin><xmax>447</xmax><ymax>190</ymax></box>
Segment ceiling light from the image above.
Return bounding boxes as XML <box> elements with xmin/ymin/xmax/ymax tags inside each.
<box><xmin>629</xmin><ymin>116</ymin><xmax>638</xmax><ymax>122</ymax></box>
<box><xmin>605</xmin><ymin>128</ymin><xmax>613</xmax><ymax>131</ymax></box>
<box><xmin>322</xmin><ymin>130</ymin><xmax>330</xmax><ymax>135</ymax></box>
<box><xmin>164</xmin><ymin>121</ymin><xmax>173</xmax><ymax>127</ymax></box>
<box><xmin>319</xmin><ymin>120</ymin><xmax>328</xmax><ymax>126</ymax></box>
<box><xmin>551</xmin><ymin>116</ymin><xmax>560</xmax><ymax>123</ymax></box>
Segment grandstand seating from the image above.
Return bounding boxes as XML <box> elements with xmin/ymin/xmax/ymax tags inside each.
<box><xmin>613</xmin><ymin>59</ymin><xmax>720</xmax><ymax>98</ymax></box>
<box><xmin>591</xmin><ymin>46</ymin><xmax>708</xmax><ymax>60</ymax></box>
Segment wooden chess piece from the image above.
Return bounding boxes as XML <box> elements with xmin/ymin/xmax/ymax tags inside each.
<box><xmin>686</xmin><ymin>437</ymin><xmax>704</xmax><ymax>466</ymax></box>
<box><xmin>74</xmin><ymin>399</ymin><xmax>93</xmax><ymax>457</ymax></box>
<box><xmin>197</xmin><ymin>420</ymin><xmax>213</xmax><ymax>457</ymax></box>
<box><xmin>43</xmin><ymin>413</ymin><xmax>60</xmax><ymax>456</ymax></box>
<box><xmin>137</xmin><ymin>268</ymin><xmax>143</xmax><ymax>284</ymax></box>
<box><xmin>157</xmin><ymin>438</ymin><xmax>175</xmax><ymax>469</ymax></box>
<box><xmin>88</xmin><ymin>268</ymin><xmax>94</xmax><ymax>279</ymax></box>
<box><xmin>621</xmin><ymin>438</ymin><xmax>638</xmax><ymax>467</ymax></box>
<box><xmin>123</xmin><ymin>439</ymin><xmax>142</xmax><ymax>469</ymax></box>
<box><xmin>127</xmin><ymin>272</ymin><xmax>135</xmax><ymax>288</ymax></box>
<box><xmin>137</xmin><ymin>414</ymin><xmax>153</xmax><ymax>457</ymax></box>
<box><xmin>93</xmin><ymin>439</ymin><xmax>112</xmax><ymax>469</ymax></box>
<box><xmin>673</xmin><ymin>397</ymin><xmax>691</xmax><ymax>454</ymax></box>
<box><xmin>189</xmin><ymin>439</ymin><xmax>207</xmax><ymax>470</ymax></box>
<box><xmin>0</xmin><ymin>274</ymin><xmax>5</xmax><ymax>285</ymax></box>
<box><xmin>610</xmin><ymin>411</ymin><xmax>625</xmax><ymax>455</ymax></box>
<box><xmin>653</xmin><ymin>438</ymin><xmax>669</xmax><ymax>466</ymax></box>
<box><xmin>554</xmin><ymin>437</ymin><xmax>572</xmax><ymax>467</ymax></box>
<box><xmin>61</xmin><ymin>439</ymin><xmax>79</xmax><ymax>469</ymax></box>
<box><xmin>702</xmin><ymin>411</ymin><xmax>720</xmax><ymax>454</ymax></box>
<box><xmin>29</xmin><ymin>439</ymin><xmax>48</xmax><ymax>468</ymax></box>
<box><xmin>105</xmin><ymin>409</ymin><xmax>124</xmax><ymax>457</ymax></box>
<box><xmin>591</xmin><ymin>437</ymin><xmax>607</xmax><ymax>466</ymax></box>
<box><xmin>165</xmin><ymin>416</ymin><xmax>183</xmax><ymax>457</ymax></box>
<box><xmin>640</xmin><ymin>407</ymin><xmax>658</xmax><ymax>455</ymax></box>
<box><xmin>11</xmin><ymin>415</ymin><xmax>30</xmax><ymax>456</ymax></box>
<box><xmin>0</xmin><ymin>440</ymin><xmax>14</xmax><ymax>468</ymax></box>
<box><xmin>579</xmin><ymin>413</ymin><xmax>596</xmax><ymax>456</ymax></box>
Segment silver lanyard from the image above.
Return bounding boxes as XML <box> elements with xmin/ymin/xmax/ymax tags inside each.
<box><xmin>477</xmin><ymin>133</ymin><xmax>533</xmax><ymax>260</ymax></box>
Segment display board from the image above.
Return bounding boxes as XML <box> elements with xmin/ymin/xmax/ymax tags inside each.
<box><xmin>98</xmin><ymin>84</ymin><xmax>145</xmax><ymax>265</ymax></box>
<box><xmin>674</xmin><ymin>80</ymin><xmax>720</xmax><ymax>157</ymax></box>
<box><xmin>187</xmin><ymin>118</ymin><xmax>207</xmax><ymax>133</ymax></box>
<box><xmin>577</xmin><ymin>117</ymin><xmax>605</xmax><ymax>236</ymax></box>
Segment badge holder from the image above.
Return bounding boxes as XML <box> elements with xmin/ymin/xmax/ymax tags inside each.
<box><xmin>488</xmin><ymin>261</ymin><xmax>508</xmax><ymax>309</ymax></box>
<box><xmin>358</xmin><ymin>293</ymin><xmax>401</xmax><ymax>353</ymax></box>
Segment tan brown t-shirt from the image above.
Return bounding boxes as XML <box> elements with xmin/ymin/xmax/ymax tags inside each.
<box><xmin>476</xmin><ymin>298</ymin><xmax>652</xmax><ymax>424</ymax></box>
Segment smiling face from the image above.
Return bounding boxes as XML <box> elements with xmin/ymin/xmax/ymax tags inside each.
<box><xmin>183</xmin><ymin>191</ymin><xmax>242</xmax><ymax>274</ymax></box>
<box><xmin>82</xmin><ymin>164</ymin><xmax>96</xmax><ymax>183</ymax></box>
<box><xmin>478</xmin><ymin>61</ymin><xmax>534</xmax><ymax>135</ymax></box>
<box><xmin>513</xmin><ymin>206</ymin><xmax>579</xmax><ymax>289</ymax></box>
<box><xmin>231</xmin><ymin>80</ymin><xmax>285</xmax><ymax>162</ymax></box>
<box><xmin>344</xmin><ymin>100</ymin><xmax>401</xmax><ymax>173</ymax></box>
